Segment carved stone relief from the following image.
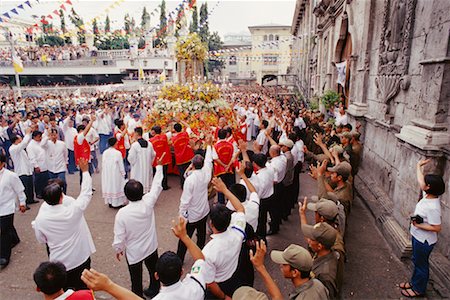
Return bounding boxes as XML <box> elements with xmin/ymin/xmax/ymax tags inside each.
<box><xmin>376</xmin><ymin>0</ymin><xmax>417</xmax><ymax>123</ymax></box>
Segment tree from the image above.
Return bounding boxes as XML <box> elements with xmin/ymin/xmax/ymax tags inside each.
<box><xmin>199</xmin><ymin>3</ymin><xmax>209</xmax><ymax>43</ymax></box>
<box><xmin>174</xmin><ymin>10</ymin><xmax>182</xmax><ymax>38</ymax></box>
<box><xmin>189</xmin><ymin>4</ymin><xmax>198</xmax><ymax>33</ymax></box>
<box><xmin>105</xmin><ymin>15</ymin><xmax>111</xmax><ymax>33</ymax></box>
<box><xmin>141</xmin><ymin>6</ymin><xmax>150</xmax><ymax>30</ymax></box>
<box><xmin>156</xmin><ymin>0</ymin><xmax>167</xmax><ymax>47</ymax></box>
<box><xmin>207</xmin><ymin>31</ymin><xmax>224</xmax><ymax>73</ymax></box>
<box><xmin>124</xmin><ymin>13</ymin><xmax>131</xmax><ymax>34</ymax></box>
<box><xmin>59</xmin><ymin>9</ymin><xmax>71</xmax><ymax>44</ymax></box>
<box><xmin>92</xmin><ymin>18</ymin><xmax>100</xmax><ymax>44</ymax></box>
<box><xmin>69</xmin><ymin>8</ymin><xmax>85</xmax><ymax>44</ymax></box>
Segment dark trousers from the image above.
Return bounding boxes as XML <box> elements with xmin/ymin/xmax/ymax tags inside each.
<box><xmin>176</xmin><ymin>215</ymin><xmax>208</xmax><ymax>263</ymax></box>
<box><xmin>256</xmin><ymin>195</ymin><xmax>273</xmax><ymax>239</ymax></box>
<box><xmin>34</xmin><ymin>171</ymin><xmax>49</xmax><ymax>198</ymax></box>
<box><xmin>205</xmin><ymin>266</ymin><xmax>243</xmax><ymax>298</ymax></box>
<box><xmin>99</xmin><ymin>133</ymin><xmax>112</xmax><ymax>154</ymax></box>
<box><xmin>411</xmin><ymin>236</ymin><xmax>435</xmax><ymax>295</ymax></box>
<box><xmin>217</xmin><ymin>172</ymin><xmax>235</xmax><ymax>204</ymax></box>
<box><xmin>66</xmin><ymin>257</ymin><xmax>91</xmax><ymax>291</ymax></box>
<box><xmin>162</xmin><ymin>164</ymin><xmax>169</xmax><ymax>189</ymax></box>
<box><xmin>268</xmin><ymin>183</ymin><xmax>283</xmax><ymax>232</ymax></box>
<box><xmin>49</xmin><ymin>171</ymin><xmax>67</xmax><ymax>194</ymax></box>
<box><xmin>177</xmin><ymin>162</ymin><xmax>191</xmax><ymax>188</ymax></box>
<box><xmin>91</xmin><ymin>150</ymin><xmax>98</xmax><ymax>171</ymax></box>
<box><xmin>19</xmin><ymin>174</ymin><xmax>34</xmax><ymax>204</ymax></box>
<box><xmin>127</xmin><ymin>250</ymin><xmax>160</xmax><ymax>298</ymax></box>
<box><xmin>281</xmin><ymin>183</ymin><xmax>294</xmax><ymax>219</ymax></box>
<box><xmin>68</xmin><ymin>150</ymin><xmax>77</xmax><ymax>174</ymax></box>
<box><xmin>0</xmin><ymin>214</ymin><xmax>20</xmax><ymax>261</ymax></box>
<box><xmin>292</xmin><ymin>162</ymin><xmax>302</xmax><ymax>207</ymax></box>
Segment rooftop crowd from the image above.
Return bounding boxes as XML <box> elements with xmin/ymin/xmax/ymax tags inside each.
<box><xmin>0</xmin><ymin>45</ymin><xmax>90</xmax><ymax>63</ymax></box>
<box><xmin>0</xmin><ymin>84</ymin><xmax>444</xmax><ymax>299</ymax></box>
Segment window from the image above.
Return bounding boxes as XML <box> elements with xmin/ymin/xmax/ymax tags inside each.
<box><xmin>246</xmin><ymin>57</ymin><xmax>249</xmax><ymax>65</ymax></box>
<box><xmin>263</xmin><ymin>55</ymin><xmax>278</xmax><ymax>65</ymax></box>
<box><xmin>229</xmin><ymin>55</ymin><xmax>237</xmax><ymax>65</ymax></box>
<box><xmin>275</xmin><ymin>35</ymin><xmax>279</xmax><ymax>41</ymax></box>
<box><xmin>263</xmin><ymin>35</ymin><xmax>268</xmax><ymax>41</ymax></box>
<box><xmin>269</xmin><ymin>34</ymin><xmax>274</xmax><ymax>41</ymax></box>
<box><xmin>229</xmin><ymin>72</ymin><xmax>237</xmax><ymax>78</ymax></box>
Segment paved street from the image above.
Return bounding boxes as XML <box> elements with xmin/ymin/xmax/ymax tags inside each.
<box><xmin>1</xmin><ymin>162</ymin><xmax>413</xmax><ymax>299</ymax></box>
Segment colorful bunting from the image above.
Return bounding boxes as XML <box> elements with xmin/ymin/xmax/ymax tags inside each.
<box><xmin>65</xmin><ymin>0</ymin><xmax>72</xmax><ymax>5</ymax></box>
<box><xmin>11</xmin><ymin>8</ymin><xmax>19</xmax><ymax>15</ymax></box>
<box><xmin>3</xmin><ymin>12</ymin><xmax>10</xmax><ymax>19</ymax></box>
<box><xmin>18</xmin><ymin>4</ymin><xmax>25</xmax><ymax>10</ymax></box>
<box><xmin>60</xmin><ymin>4</ymin><xmax>66</xmax><ymax>11</ymax></box>
<box><xmin>25</xmin><ymin>1</ymin><xmax>32</xmax><ymax>8</ymax></box>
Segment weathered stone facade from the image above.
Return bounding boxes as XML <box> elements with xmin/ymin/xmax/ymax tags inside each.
<box><xmin>291</xmin><ymin>0</ymin><xmax>450</xmax><ymax>292</ymax></box>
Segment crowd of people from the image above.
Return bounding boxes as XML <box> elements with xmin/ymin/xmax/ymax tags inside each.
<box><xmin>0</xmin><ymin>84</ymin><xmax>444</xmax><ymax>299</ymax></box>
<box><xmin>0</xmin><ymin>45</ymin><xmax>90</xmax><ymax>64</ymax></box>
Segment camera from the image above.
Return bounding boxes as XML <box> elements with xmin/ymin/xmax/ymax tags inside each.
<box><xmin>410</xmin><ymin>215</ymin><xmax>424</xmax><ymax>224</ymax></box>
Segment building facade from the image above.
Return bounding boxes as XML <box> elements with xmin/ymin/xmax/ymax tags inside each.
<box><xmin>291</xmin><ymin>0</ymin><xmax>450</xmax><ymax>289</ymax></box>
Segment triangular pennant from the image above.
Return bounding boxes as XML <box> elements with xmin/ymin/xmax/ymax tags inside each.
<box><xmin>3</xmin><ymin>12</ymin><xmax>10</xmax><ymax>19</ymax></box>
<box><xmin>65</xmin><ymin>0</ymin><xmax>72</xmax><ymax>5</ymax></box>
<box><xmin>11</xmin><ymin>8</ymin><xmax>19</xmax><ymax>15</ymax></box>
<box><xmin>47</xmin><ymin>14</ymin><xmax>53</xmax><ymax>19</ymax></box>
<box><xmin>25</xmin><ymin>1</ymin><xmax>32</xmax><ymax>8</ymax></box>
<box><xmin>18</xmin><ymin>4</ymin><xmax>24</xmax><ymax>10</ymax></box>
<box><xmin>60</xmin><ymin>4</ymin><xmax>66</xmax><ymax>11</ymax></box>
<box><xmin>53</xmin><ymin>10</ymin><xmax>60</xmax><ymax>16</ymax></box>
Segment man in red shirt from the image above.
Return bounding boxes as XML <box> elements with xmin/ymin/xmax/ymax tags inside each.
<box><xmin>150</xmin><ymin>126</ymin><xmax>171</xmax><ymax>190</ymax></box>
<box><xmin>171</xmin><ymin>121</ymin><xmax>194</xmax><ymax>187</ymax></box>
<box><xmin>213</xmin><ymin>129</ymin><xmax>236</xmax><ymax>204</ymax></box>
<box><xmin>74</xmin><ymin>116</ymin><xmax>95</xmax><ymax>186</ymax></box>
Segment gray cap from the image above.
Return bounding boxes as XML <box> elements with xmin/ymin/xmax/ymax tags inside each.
<box><xmin>307</xmin><ymin>198</ymin><xmax>339</xmax><ymax>221</ymax></box>
<box><xmin>302</xmin><ymin>222</ymin><xmax>337</xmax><ymax>249</ymax></box>
<box><xmin>327</xmin><ymin>161</ymin><xmax>352</xmax><ymax>178</ymax></box>
<box><xmin>270</xmin><ymin>244</ymin><xmax>313</xmax><ymax>272</ymax></box>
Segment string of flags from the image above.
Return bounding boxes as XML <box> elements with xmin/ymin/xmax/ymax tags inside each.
<box><xmin>0</xmin><ymin>0</ymin><xmax>39</xmax><ymax>24</ymax></box>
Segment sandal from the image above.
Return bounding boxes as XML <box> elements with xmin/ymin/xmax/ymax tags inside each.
<box><xmin>399</xmin><ymin>282</ymin><xmax>413</xmax><ymax>289</ymax></box>
<box><xmin>401</xmin><ymin>288</ymin><xmax>423</xmax><ymax>298</ymax></box>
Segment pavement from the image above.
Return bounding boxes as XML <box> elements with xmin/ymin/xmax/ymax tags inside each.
<box><xmin>0</xmin><ymin>159</ymin><xmax>433</xmax><ymax>299</ymax></box>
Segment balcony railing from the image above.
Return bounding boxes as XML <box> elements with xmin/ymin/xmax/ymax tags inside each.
<box><xmin>0</xmin><ymin>59</ymin><xmax>117</xmax><ymax>68</ymax></box>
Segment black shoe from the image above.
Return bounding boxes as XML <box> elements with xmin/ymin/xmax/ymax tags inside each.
<box><xmin>267</xmin><ymin>229</ymin><xmax>279</xmax><ymax>236</ymax></box>
<box><xmin>36</xmin><ymin>195</ymin><xmax>43</xmax><ymax>199</ymax></box>
<box><xmin>25</xmin><ymin>205</ymin><xmax>31</xmax><ymax>210</ymax></box>
<box><xmin>27</xmin><ymin>200</ymin><xmax>39</xmax><ymax>205</ymax></box>
<box><xmin>92</xmin><ymin>188</ymin><xmax>96</xmax><ymax>192</ymax></box>
<box><xmin>143</xmin><ymin>288</ymin><xmax>159</xmax><ymax>298</ymax></box>
<box><xmin>163</xmin><ymin>186</ymin><xmax>171</xmax><ymax>191</ymax></box>
<box><xmin>11</xmin><ymin>240</ymin><xmax>20</xmax><ymax>248</ymax></box>
<box><xmin>0</xmin><ymin>258</ymin><xmax>9</xmax><ymax>269</ymax></box>
<box><xmin>108</xmin><ymin>204</ymin><xmax>113</xmax><ymax>208</ymax></box>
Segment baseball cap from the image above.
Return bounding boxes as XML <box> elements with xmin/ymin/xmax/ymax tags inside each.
<box><xmin>307</xmin><ymin>198</ymin><xmax>339</xmax><ymax>221</ymax></box>
<box><xmin>301</xmin><ymin>222</ymin><xmax>337</xmax><ymax>249</ymax></box>
<box><xmin>270</xmin><ymin>244</ymin><xmax>313</xmax><ymax>272</ymax></box>
<box><xmin>327</xmin><ymin>162</ymin><xmax>352</xmax><ymax>178</ymax></box>
<box><xmin>340</xmin><ymin>132</ymin><xmax>353</xmax><ymax>139</ymax></box>
<box><xmin>330</xmin><ymin>144</ymin><xmax>344</xmax><ymax>154</ymax></box>
<box><xmin>279</xmin><ymin>138</ymin><xmax>294</xmax><ymax>149</ymax></box>
<box><xmin>232</xmin><ymin>287</ymin><xmax>268</xmax><ymax>300</ymax></box>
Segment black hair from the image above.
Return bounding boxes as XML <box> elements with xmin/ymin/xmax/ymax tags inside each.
<box><xmin>174</xmin><ymin>123</ymin><xmax>182</xmax><ymax>132</ymax></box>
<box><xmin>253</xmin><ymin>153</ymin><xmax>267</xmax><ymax>168</ymax></box>
<box><xmin>77</xmin><ymin>124</ymin><xmax>85</xmax><ymax>133</ymax></box>
<box><xmin>229</xmin><ymin>184</ymin><xmax>247</xmax><ymax>203</ymax></box>
<box><xmin>244</xmin><ymin>161</ymin><xmax>253</xmax><ymax>178</ymax></box>
<box><xmin>0</xmin><ymin>152</ymin><xmax>6</xmax><ymax>163</ymax></box>
<box><xmin>108</xmin><ymin>137</ymin><xmax>117</xmax><ymax>147</ymax></box>
<box><xmin>192</xmin><ymin>154</ymin><xmax>204</xmax><ymax>169</ymax></box>
<box><xmin>152</xmin><ymin>126</ymin><xmax>162</xmax><ymax>134</ymax></box>
<box><xmin>49</xmin><ymin>128</ymin><xmax>58</xmax><ymax>135</ymax></box>
<box><xmin>155</xmin><ymin>251</ymin><xmax>182</xmax><ymax>286</ymax></box>
<box><xmin>344</xmin><ymin>124</ymin><xmax>353</xmax><ymax>131</ymax></box>
<box><xmin>47</xmin><ymin>178</ymin><xmax>65</xmax><ymax>190</ymax></box>
<box><xmin>134</xmin><ymin>127</ymin><xmax>143</xmax><ymax>136</ymax></box>
<box><xmin>225</xmin><ymin>126</ymin><xmax>232</xmax><ymax>135</ymax></box>
<box><xmin>33</xmin><ymin>261</ymin><xmax>67</xmax><ymax>295</ymax></box>
<box><xmin>124</xmin><ymin>179</ymin><xmax>144</xmax><ymax>201</ymax></box>
<box><xmin>43</xmin><ymin>183</ymin><xmax>63</xmax><ymax>206</ymax></box>
<box><xmin>210</xmin><ymin>204</ymin><xmax>232</xmax><ymax>232</ymax></box>
<box><xmin>299</xmin><ymin>269</ymin><xmax>311</xmax><ymax>279</ymax></box>
<box><xmin>10</xmin><ymin>134</ymin><xmax>20</xmax><ymax>144</ymax></box>
<box><xmin>218</xmin><ymin>129</ymin><xmax>227</xmax><ymax>140</ymax></box>
<box><xmin>424</xmin><ymin>174</ymin><xmax>445</xmax><ymax>196</ymax></box>
<box><xmin>32</xmin><ymin>130</ymin><xmax>42</xmax><ymax>139</ymax></box>
<box><xmin>261</xmin><ymin>120</ymin><xmax>269</xmax><ymax>129</ymax></box>
<box><xmin>114</xmin><ymin>119</ymin><xmax>124</xmax><ymax>128</ymax></box>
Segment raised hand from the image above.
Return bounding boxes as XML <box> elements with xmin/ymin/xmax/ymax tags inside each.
<box><xmin>171</xmin><ymin>216</ymin><xmax>187</xmax><ymax>239</ymax></box>
<box><xmin>78</xmin><ymin>158</ymin><xmax>89</xmax><ymax>173</ymax></box>
<box><xmin>211</xmin><ymin>177</ymin><xmax>227</xmax><ymax>194</ymax></box>
<box><xmin>249</xmin><ymin>240</ymin><xmax>267</xmax><ymax>270</ymax></box>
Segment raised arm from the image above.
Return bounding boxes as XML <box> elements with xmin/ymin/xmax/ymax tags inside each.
<box><xmin>416</xmin><ymin>159</ymin><xmax>429</xmax><ymax>191</ymax></box>
<box><xmin>172</xmin><ymin>217</ymin><xmax>204</xmax><ymax>261</ymax></box>
<box><xmin>81</xmin><ymin>269</ymin><xmax>141</xmax><ymax>300</ymax></box>
<box><xmin>212</xmin><ymin>177</ymin><xmax>245</xmax><ymax>213</ymax></box>
<box><xmin>236</xmin><ymin>162</ymin><xmax>256</xmax><ymax>193</ymax></box>
<box><xmin>73</xmin><ymin>158</ymin><xmax>93</xmax><ymax>211</ymax></box>
<box><xmin>142</xmin><ymin>153</ymin><xmax>165</xmax><ymax>208</ymax></box>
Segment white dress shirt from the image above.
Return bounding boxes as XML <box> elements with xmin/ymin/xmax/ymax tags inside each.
<box><xmin>9</xmin><ymin>134</ymin><xmax>33</xmax><ymax>176</ymax></box>
<box><xmin>226</xmin><ymin>192</ymin><xmax>260</xmax><ymax>231</ymax></box>
<box><xmin>95</xmin><ymin>112</ymin><xmax>112</xmax><ymax>135</ymax></box>
<box><xmin>27</xmin><ymin>139</ymin><xmax>48</xmax><ymax>171</ymax></box>
<box><xmin>0</xmin><ymin>168</ymin><xmax>26</xmax><ymax>217</ymax></box>
<box><xmin>292</xmin><ymin>139</ymin><xmax>305</xmax><ymax>163</ymax></box>
<box><xmin>202</xmin><ymin>212</ymin><xmax>246</xmax><ymax>284</ymax></box>
<box><xmin>43</xmin><ymin>139</ymin><xmax>68</xmax><ymax>174</ymax></box>
<box><xmin>256</xmin><ymin>129</ymin><xmax>268</xmax><ymax>155</ymax></box>
<box><xmin>152</xmin><ymin>259</ymin><xmax>207</xmax><ymax>300</ymax></box>
<box><xmin>251</xmin><ymin>167</ymin><xmax>274</xmax><ymax>199</ymax></box>
<box><xmin>266</xmin><ymin>155</ymin><xmax>287</xmax><ymax>184</ymax></box>
<box><xmin>179</xmin><ymin>146</ymin><xmax>212</xmax><ymax>223</ymax></box>
<box><xmin>113</xmin><ymin>165</ymin><xmax>163</xmax><ymax>265</ymax></box>
<box><xmin>62</xmin><ymin>118</ymin><xmax>77</xmax><ymax>151</ymax></box>
<box><xmin>32</xmin><ymin>172</ymin><xmax>94</xmax><ymax>271</ymax></box>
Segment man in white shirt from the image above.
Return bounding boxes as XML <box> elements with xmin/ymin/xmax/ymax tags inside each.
<box><xmin>42</xmin><ymin>129</ymin><xmax>68</xmax><ymax>194</ymax></box>
<box><xmin>127</xmin><ymin>113</ymin><xmax>142</xmax><ymax>135</ymax></box>
<box><xmin>102</xmin><ymin>137</ymin><xmax>127</xmax><ymax>208</ymax></box>
<box><xmin>95</xmin><ymin>107</ymin><xmax>113</xmax><ymax>154</ymax></box>
<box><xmin>202</xmin><ymin>178</ymin><xmax>246</xmax><ymax>299</ymax></box>
<box><xmin>335</xmin><ymin>106</ymin><xmax>348</xmax><ymax>126</ymax></box>
<box><xmin>255</xmin><ymin>120</ymin><xmax>269</xmax><ymax>155</ymax></box>
<box><xmin>61</xmin><ymin>113</ymin><xmax>78</xmax><ymax>174</ymax></box>
<box><xmin>0</xmin><ymin>153</ymin><xmax>27</xmax><ymax>269</ymax></box>
<box><xmin>27</xmin><ymin>130</ymin><xmax>49</xmax><ymax>199</ymax></box>
<box><xmin>113</xmin><ymin>155</ymin><xmax>164</xmax><ymax>298</ymax></box>
<box><xmin>152</xmin><ymin>217</ymin><xmax>207</xmax><ymax>300</ymax></box>
<box><xmin>82</xmin><ymin>117</ymin><xmax>100</xmax><ymax>173</ymax></box>
<box><xmin>128</xmin><ymin>127</ymin><xmax>156</xmax><ymax>193</ymax></box>
<box><xmin>32</xmin><ymin>158</ymin><xmax>94</xmax><ymax>290</ymax></box>
<box><xmin>177</xmin><ymin>138</ymin><xmax>213</xmax><ymax>263</ymax></box>
<box><xmin>265</xmin><ymin>145</ymin><xmax>287</xmax><ymax>235</ymax></box>
<box><xmin>9</xmin><ymin>126</ymin><xmax>37</xmax><ymax>207</ymax></box>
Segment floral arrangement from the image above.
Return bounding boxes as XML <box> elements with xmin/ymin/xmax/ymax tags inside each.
<box><xmin>176</xmin><ymin>33</ymin><xmax>208</xmax><ymax>61</ymax></box>
<box><xmin>159</xmin><ymin>82</ymin><xmax>221</xmax><ymax>103</ymax></box>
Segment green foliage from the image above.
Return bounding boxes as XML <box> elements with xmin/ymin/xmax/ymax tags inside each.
<box><xmin>141</xmin><ymin>6</ymin><xmax>150</xmax><ymax>29</ymax></box>
<box><xmin>157</xmin><ymin>0</ymin><xmax>167</xmax><ymax>46</ymax></box>
<box><xmin>138</xmin><ymin>37</ymin><xmax>146</xmax><ymax>49</ymax></box>
<box><xmin>309</xmin><ymin>94</ymin><xmax>320</xmax><ymax>111</ymax></box>
<box><xmin>96</xmin><ymin>33</ymin><xmax>130</xmax><ymax>50</ymax></box>
<box><xmin>69</xmin><ymin>8</ymin><xmax>85</xmax><ymax>44</ymax></box>
<box><xmin>124</xmin><ymin>13</ymin><xmax>132</xmax><ymax>34</ymax></box>
<box><xmin>190</xmin><ymin>5</ymin><xmax>198</xmax><ymax>33</ymax></box>
<box><xmin>199</xmin><ymin>3</ymin><xmax>209</xmax><ymax>43</ymax></box>
<box><xmin>207</xmin><ymin>31</ymin><xmax>224</xmax><ymax>73</ymax></box>
<box><xmin>36</xmin><ymin>35</ymin><xmax>65</xmax><ymax>47</ymax></box>
<box><xmin>105</xmin><ymin>15</ymin><xmax>111</xmax><ymax>33</ymax></box>
<box><xmin>320</xmin><ymin>90</ymin><xmax>340</xmax><ymax>110</ymax></box>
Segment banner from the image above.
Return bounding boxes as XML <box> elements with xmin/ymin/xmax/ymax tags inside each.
<box><xmin>335</xmin><ymin>61</ymin><xmax>347</xmax><ymax>87</ymax></box>
<box><xmin>13</xmin><ymin>55</ymin><xmax>24</xmax><ymax>73</ymax></box>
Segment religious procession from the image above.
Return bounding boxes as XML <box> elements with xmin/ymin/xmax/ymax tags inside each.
<box><xmin>0</xmin><ymin>0</ymin><xmax>448</xmax><ymax>299</ymax></box>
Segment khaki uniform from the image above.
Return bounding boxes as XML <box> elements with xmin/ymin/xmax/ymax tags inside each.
<box><xmin>317</xmin><ymin>175</ymin><xmax>353</xmax><ymax>216</ymax></box>
<box><xmin>290</xmin><ymin>278</ymin><xmax>329</xmax><ymax>300</ymax></box>
<box><xmin>312</xmin><ymin>251</ymin><xmax>340</xmax><ymax>299</ymax></box>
